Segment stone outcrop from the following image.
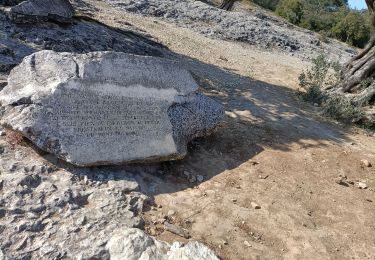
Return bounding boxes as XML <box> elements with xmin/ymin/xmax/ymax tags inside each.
<box><xmin>10</xmin><ymin>0</ymin><xmax>74</xmax><ymax>23</ymax></box>
<box><xmin>0</xmin><ymin>50</ymin><xmax>224</xmax><ymax>166</ymax></box>
<box><xmin>107</xmin><ymin>228</ymin><xmax>219</xmax><ymax>260</ymax></box>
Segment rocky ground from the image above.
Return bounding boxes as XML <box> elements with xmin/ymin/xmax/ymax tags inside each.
<box><xmin>1</xmin><ymin>0</ymin><xmax>375</xmax><ymax>259</ymax></box>
<box><xmin>106</xmin><ymin>0</ymin><xmax>356</xmax><ymax>61</ymax></box>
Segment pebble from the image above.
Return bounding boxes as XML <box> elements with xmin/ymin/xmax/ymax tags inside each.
<box><xmin>83</xmin><ymin>175</ymin><xmax>89</xmax><ymax>185</ymax></box>
<box><xmin>0</xmin><ymin>131</ymin><xmax>5</xmax><ymax>136</ymax></box>
<box><xmin>251</xmin><ymin>202</ymin><xmax>261</xmax><ymax>209</ymax></box>
<box><xmin>196</xmin><ymin>175</ymin><xmax>204</xmax><ymax>182</ymax></box>
<box><xmin>189</xmin><ymin>175</ymin><xmax>196</xmax><ymax>183</ymax></box>
<box><xmin>361</xmin><ymin>160</ymin><xmax>372</xmax><ymax>168</ymax></box>
<box><xmin>164</xmin><ymin>222</ymin><xmax>190</xmax><ymax>239</ymax></box>
<box><xmin>244</xmin><ymin>240</ymin><xmax>252</xmax><ymax>247</ymax></box>
<box><xmin>356</xmin><ymin>182</ymin><xmax>367</xmax><ymax>189</ymax></box>
<box><xmin>167</xmin><ymin>210</ymin><xmax>175</xmax><ymax>216</ymax></box>
<box><xmin>231</xmin><ymin>199</ymin><xmax>237</xmax><ymax>203</ymax></box>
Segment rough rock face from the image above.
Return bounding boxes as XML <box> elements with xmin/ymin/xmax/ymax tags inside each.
<box><xmin>107</xmin><ymin>228</ymin><xmax>219</xmax><ymax>260</ymax></box>
<box><xmin>0</xmin><ymin>0</ymin><xmax>23</xmax><ymax>6</ymax></box>
<box><xmin>0</xmin><ymin>50</ymin><xmax>224</xmax><ymax>166</ymax></box>
<box><xmin>10</xmin><ymin>0</ymin><xmax>74</xmax><ymax>23</ymax></box>
<box><xmin>0</xmin><ymin>140</ymin><xmax>149</xmax><ymax>259</ymax></box>
<box><xmin>0</xmin><ymin>7</ymin><xmax>165</xmax><ymax>75</ymax></box>
<box><xmin>106</xmin><ymin>0</ymin><xmax>355</xmax><ymax>61</ymax></box>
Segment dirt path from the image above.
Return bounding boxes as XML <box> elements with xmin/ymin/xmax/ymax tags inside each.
<box><xmin>88</xmin><ymin>2</ymin><xmax>375</xmax><ymax>259</ymax></box>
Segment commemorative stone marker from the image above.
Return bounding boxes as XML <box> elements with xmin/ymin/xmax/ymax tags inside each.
<box><xmin>0</xmin><ymin>51</ymin><xmax>224</xmax><ymax>166</ymax></box>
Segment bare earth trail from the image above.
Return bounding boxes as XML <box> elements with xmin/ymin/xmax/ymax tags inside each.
<box><xmin>79</xmin><ymin>2</ymin><xmax>375</xmax><ymax>259</ymax></box>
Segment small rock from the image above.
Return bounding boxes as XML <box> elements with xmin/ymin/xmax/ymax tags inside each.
<box><xmin>244</xmin><ymin>240</ymin><xmax>251</xmax><ymax>247</ymax></box>
<box><xmin>196</xmin><ymin>175</ymin><xmax>204</xmax><ymax>182</ymax></box>
<box><xmin>356</xmin><ymin>182</ymin><xmax>367</xmax><ymax>189</ymax></box>
<box><xmin>167</xmin><ymin>210</ymin><xmax>175</xmax><ymax>216</ymax></box>
<box><xmin>164</xmin><ymin>222</ymin><xmax>190</xmax><ymax>239</ymax></box>
<box><xmin>231</xmin><ymin>199</ymin><xmax>237</xmax><ymax>203</ymax></box>
<box><xmin>83</xmin><ymin>175</ymin><xmax>89</xmax><ymax>185</ymax></box>
<box><xmin>189</xmin><ymin>175</ymin><xmax>196</xmax><ymax>183</ymax></box>
<box><xmin>0</xmin><ymin>131</ymin><xmax>5</xmax><ymax>136</ymax></box>
<box><xmin>361</xmin><ymin>160</ymin><xmax>372</xmax><ymax>168</ymax></box>
<box><xmin>335</xmin><ymin>175</ymin><xmax>349</xmax><ymax>186</ymax></box>
<box><xmin>251</xmin><ymin>202</ymin><xmax>261</xmax><ymax>209</ymax></box>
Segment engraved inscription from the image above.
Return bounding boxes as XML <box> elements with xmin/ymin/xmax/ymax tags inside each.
<box><xmin>43</xmin><ymin>89</ymin><xmax>166</xmax><ymax>138</ymax></box>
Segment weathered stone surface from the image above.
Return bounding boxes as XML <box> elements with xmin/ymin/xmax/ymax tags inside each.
<box><xmin>0</xmin><ymin>7</ymin><xmax>165</xmax><ymax>76</ymax></box>
<box><xmin>107</xmin><ymin>0</ymin><xmax>355</xmax><ymax>61</ymax></box>
<box><xmin>0</xmin><ymin>50</ymin><xmax>224</xmax><ymax>166</ymax></box>
<box><xmin>10</xmin><ymin>0</ymin><xmax>74</xmax><ymax>24</ymax></box>
<box><xmin>107</xmin><ymin>228</ymin><xmax>219</xmax><ymax>260</ymax></box>
<box><xmin>0</xmin><ymin>140</ymin><xmax>151</xmax><ymax>259</ymax></box>
<box><xmin>0</xmin><ymin>0</ymin><xmax>23</xmax><ymax>6</ymax></box>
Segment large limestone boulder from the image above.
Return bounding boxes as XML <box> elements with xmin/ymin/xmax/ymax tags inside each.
<box><xmin>0</xmin><ymin>50</ymin><xmax>224</xmax><ymax>166</ymax></box>
<box><xmin>107</xmin><ymin>228</ymin><xmax>219</xmax><ymax>260</ymax></box>
<box><xmin>10</xmin><ymin>0</ymin><xmax>74</xmax><ymax>23</ymax></box>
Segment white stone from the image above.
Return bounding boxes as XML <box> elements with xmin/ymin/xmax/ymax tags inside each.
<box><xmin>196</xmin><ymin>175</ymin><xmax>204</xmax><ymax>182</ymax></box>
<box><xmin>107</xmin><ymin>228</ymin><xmax>219</xmax><ymax>260</ymax></box>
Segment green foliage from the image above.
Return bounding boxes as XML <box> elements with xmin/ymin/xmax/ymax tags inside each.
<box><xmin>250</xmin><ymin>0</ymin><xmax>370</xmax><ymax>48</ymax></box>
<box><xmin>251</xmin><ymin>0</ymin><xmax>280</xmax><ymax>10</ymax></box>
<box><xmin>299</xmin><ymin>54</ymin><xmax>367</xmax><ymax>123</ymax></box>
<box><xmin>322</xmin><ymin>96</ymin><xmax>365</xmax><ymax>122</ymax></box>
<box><xmin>275</xmin><ymin>0</ymin><xmax>303</xmax><ymax>24</ymax></box>
<box><xmin>331</xmin><ymin>8</ymin><xmax>370</xmax><ymax>48</ymax></box>
<box><xmin>298</xmin><ymin>54</ymin><xmax>341</xmax><ymax>103</ymax></box>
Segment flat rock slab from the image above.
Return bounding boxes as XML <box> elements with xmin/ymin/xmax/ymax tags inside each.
<box><xmin>10</xmin><ymin>0</ymin><xmax>74</xmax><ymax>23</ymax></box>
<box><xmin>0</xmin><ymin>50</ymin><xmax>224</xmax><ymax>166</ymax></box>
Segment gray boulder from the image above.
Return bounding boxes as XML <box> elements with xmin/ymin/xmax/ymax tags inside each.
<box><xmin>10</xmin><ymin>0</ymin><xmax>74</xmax><ymax>23</ymax></box>
<box><xmin>0</xmin><ymin>50</ymin><xmax>224</xmax><ymax>166</ymax></box>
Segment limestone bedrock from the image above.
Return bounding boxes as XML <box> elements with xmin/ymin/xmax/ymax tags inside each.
<box><xmin>0</xmin><ymin>50</ymin><xmax>224</xmax><ymax>166</ymax></box>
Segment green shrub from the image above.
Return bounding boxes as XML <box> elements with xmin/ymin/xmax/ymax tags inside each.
<box><xmin>331</xmin><ymin>8</ymin><xmax>370</xmax><ymax>48</ymax></box>
<box><xmin>298</xmin><ymin>54</ymin><xmax>341</xmax><ymax>103</ymax></box>
<box><xmin>299</xmin><ymin>54</ymin><xmax>369</xmax><ymax>124</ymax></box>
<box><xmin>275</xmin><ymin>0</ymin><xmax>304</xmax><ymax>24</ymax></box>
<box><xmin>322</xmin><ymin>96</ymin><xmax>365</xmax><ymax>123</ymax></box>
<box><xmin>249</xmin><ymin>0</ymin><xmax>281</xmax><ymax>10</ymax></box>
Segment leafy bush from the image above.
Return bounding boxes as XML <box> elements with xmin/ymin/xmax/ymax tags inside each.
<box><xmin>251</xmin><ymin>0</ymin><xmax>280</xmax><ymax>10</ymax></box>
<box><xmin>331</xmin><ymin>8</ymin><xmax>370</xmax><ymax>48</ymax></box>
<box><xmin>299</xmin><ymin>54</ymin><xmax>368</xmax><ymax>123</ymax></box>
<box><xmin>255</xmin><ymin>0</ymin><xmax>371</xmax><ymax>48</ymax></box>
<box><xmin>298</xmin><ymin>54</ymin><xmax>341</xmax><ymax>103</ymax></box>
<box><xmin>275</xmin><ymin>0</ymin><xmax>303</xmax><ymax>24</ymax></box>
<box><xmin>322</xmin><ymin>96</ymin><xmax>365</xmax><ymax>123</ymax></box>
